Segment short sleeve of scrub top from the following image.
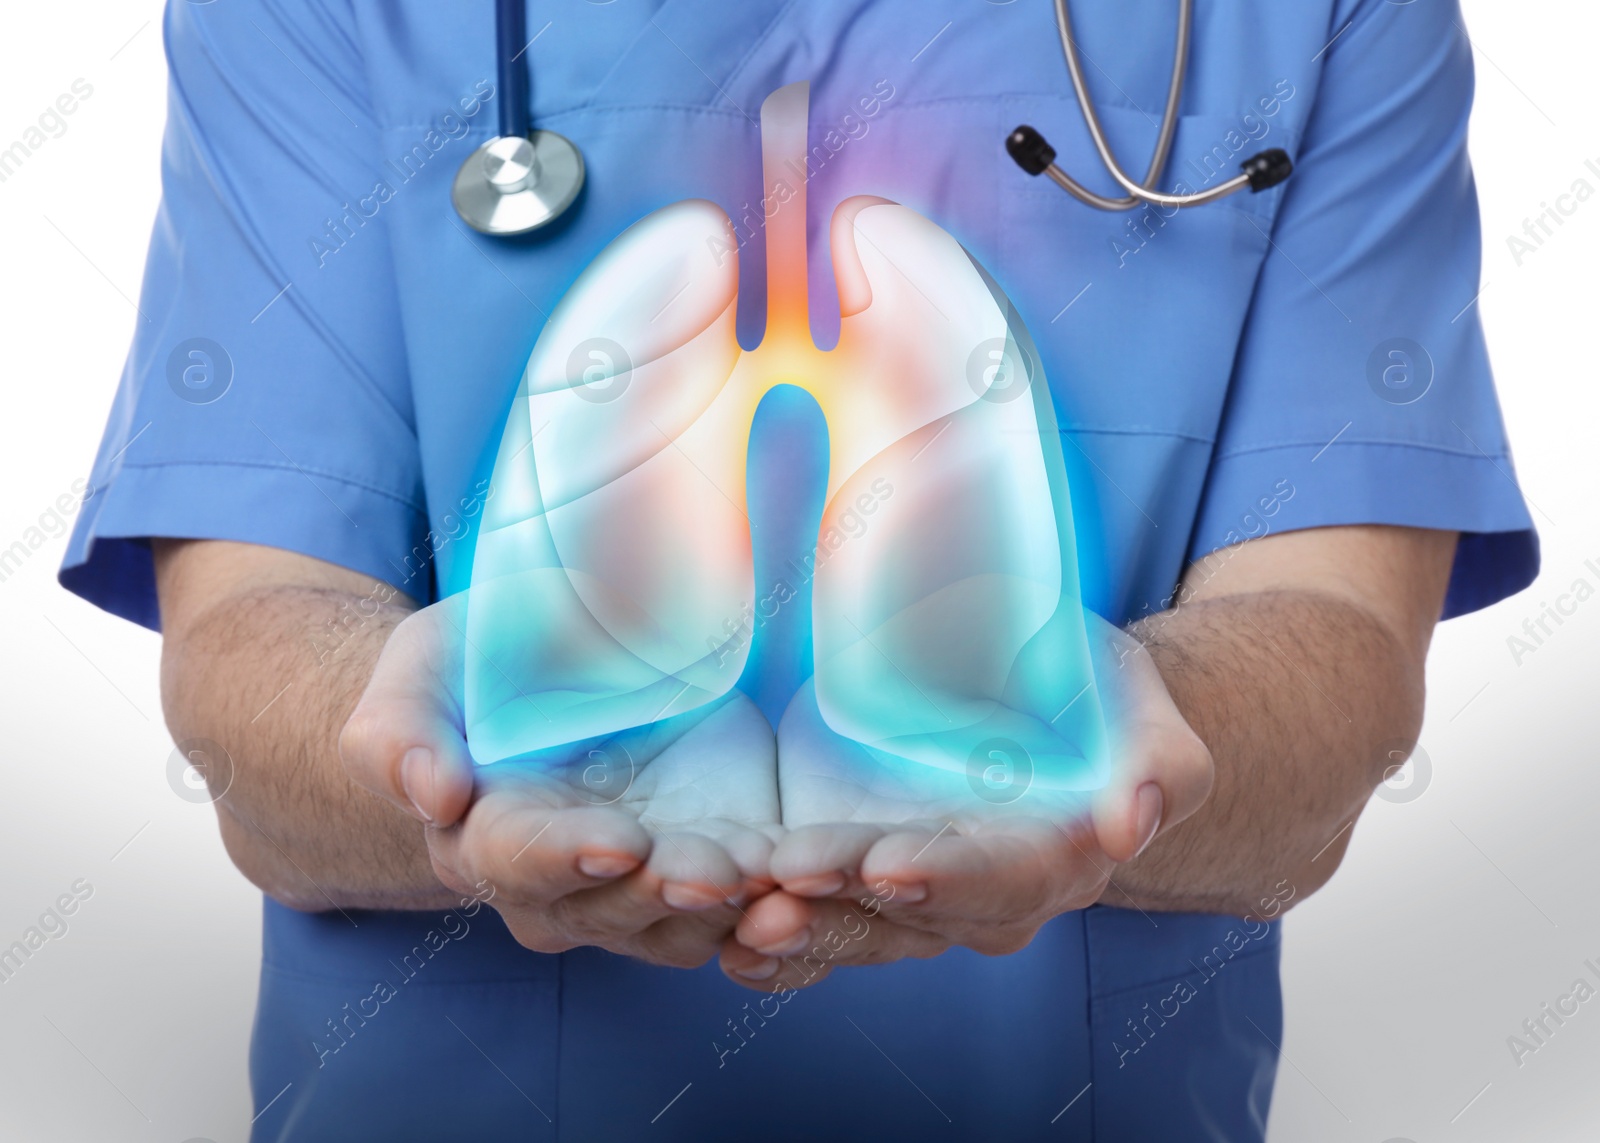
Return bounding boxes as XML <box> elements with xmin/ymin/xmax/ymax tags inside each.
<box><xmin>57</xmin><ymin>2</ymin><xmax>1536</xmax><ymax>1142</ymax></box>
<box><xmin>1185</xmin><ymin>0</ymin><xmax>1536</xmax><ymax>618</ymax></box>
<box><xmin>60</xmin><ymin>0</ymin><xmax>429</xmax><ymax>627</ymax></box>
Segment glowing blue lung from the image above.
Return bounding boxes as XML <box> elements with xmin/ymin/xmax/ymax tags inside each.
<box><xmin>463</xmin><ymin>82</ymin><xmax>1107</xmax><ymax>792</ymax></box>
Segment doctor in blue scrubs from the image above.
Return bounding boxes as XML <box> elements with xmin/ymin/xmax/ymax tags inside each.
<box><xmin>63</xmin><ymin>1</ymin><xmax>1535</xmax><ymax>1139</ymax></box>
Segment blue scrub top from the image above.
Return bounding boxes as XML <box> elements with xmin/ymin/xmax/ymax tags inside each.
<box><xmin>63</xmin><ymin>1</ymin><xmax>1535</xmax><ymax>1139</ymax></box>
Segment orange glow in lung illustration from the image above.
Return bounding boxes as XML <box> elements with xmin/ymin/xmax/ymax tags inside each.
<box><xmin>466</xmin><ymin>82</ymin><xmax>1108</xmax><ymax>791</ymax></box>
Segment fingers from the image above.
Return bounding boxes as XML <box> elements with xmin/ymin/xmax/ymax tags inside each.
<box><xmin>556</xmin><ymin>826</ymin><xmax>771</xmax><ymax>957</ymax></box>
<box><xmin>427</xmin><ymin>801</ymin><xmax>673</xmax><ymax>958</ymax></box>
<box><xmin>431</xmin><ymin>799</ymin><xmax>652</xmax><ymax>902</ymax></box>
<box><xmin>770</xmin><ymin>818</ymin><xmax>1100</xmax><ymax>919</ymax></box>
<box><xmin>854</xmin><ymin>820</ymin><xmax>1103</xmax><ymax>923</ymax></box>
<box><xmin>1084</xmin><ymin>614</ymin><xmax>1215</xmax><ymax>863</ymax></box>
<box><xmin>751</xmin><ymin>818</ymin><xmax>1109</xmax><ymax>978</ymax></box>
<box><xmin>540</xmin><ymin>873</ymin><xmax>747</xmax><ymax>968</ymax></box>
<box><xmin>647</xmin><ymin>830</ymin><xmax>748</xmax><ymax>910</ymax></box>
<box><xmin>555</xmin><ymin>827</ymin><xmax>770</xmax><ymax>967</ymax></box>
<box><xmin>340</xmin><ymin>597</ymin><xmax>476</xmax><ymax>827</ymax></box>
<box><xmin>430</xmin><ymin>795</ymin><xmax>776</xmax><ymax>967</ymax></box>
<box><xmin>719</xmin><ymin>894</ymin><xmax>949</xmax><ymax>991</ymax></box>
<box><xmin>732</xmin><ymin>884</ymin><xmax>816</xmax><ymax>957</ymax></box>
<box><xmin>768</xmin><ymin>823</ymin><xmax>891</xmax><ymax>894</ymax></box>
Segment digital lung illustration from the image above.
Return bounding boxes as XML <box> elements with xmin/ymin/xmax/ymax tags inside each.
<box><xmin>466</xmin><ymin>82</ymin><xmax>1109</xmax><ymax>791</ymax></box>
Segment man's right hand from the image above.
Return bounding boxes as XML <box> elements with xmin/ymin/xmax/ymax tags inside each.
<box><xmin>340</xmin><ymin>593</ymin><xmax>784</xmax><ymax>970</ymax></box>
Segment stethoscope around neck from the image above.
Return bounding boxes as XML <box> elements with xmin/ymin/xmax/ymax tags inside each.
<box><xmin>1005</xmin><ymin>0</ymin><xmax>1292</xmax><ymax>208</ymax></box>
<box><xmin>453</xmin><ymin>0</ymin><xmax>1293</xmax><ymax>238</ymax></box>
<box><xmin>451</xmin><ymin>0</ymin><xmax>585</xmax><ymax>235</ymax></box>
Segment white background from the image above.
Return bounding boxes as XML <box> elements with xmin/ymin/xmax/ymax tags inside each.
<box><xmin>0</xmin><ymin>2</ymin><xmax>1594</xmax><ymax>1140</ymax></box>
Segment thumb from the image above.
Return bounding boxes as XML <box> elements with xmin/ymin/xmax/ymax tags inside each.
<box><xmin>340</xmin><ymin>593</ymin><xmax>476</xmax><ymax>827</ymax></box>
<box><xmin>1084</xmin><ymin>614</ymin><xmax>1214</xmax><ymax>864</ymax></box>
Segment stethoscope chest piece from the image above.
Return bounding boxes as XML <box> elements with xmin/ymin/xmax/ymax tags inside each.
<box><xmin>453</xmin><ymin>129</ymin><xmax>585</xmax><ymax>236</ymax></box>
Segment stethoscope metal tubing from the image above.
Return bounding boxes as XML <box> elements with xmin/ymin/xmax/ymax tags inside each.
<box><xmin>1017</xmin><ymin>0</ymin><xmax>1290</xmax><ymax>211</ymax></box>
<box><xmin>1045</xmin><ymin>0</ymin><xmax>1194</xmax><ymax>210</ymax></box>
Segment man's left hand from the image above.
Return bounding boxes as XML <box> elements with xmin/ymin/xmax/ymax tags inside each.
<box><xmin>719</xmin><ymin>614</ymin><xmax>1213</xmax><ymax>990</ymax></box>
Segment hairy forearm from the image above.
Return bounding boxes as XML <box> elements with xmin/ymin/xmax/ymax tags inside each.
<box><xmin>1107</xmin><ymin>588</ymin><xmax>1425</xmax><ymax>915</ymax></box>
<box><xmin>160</xmin><ymin>577</ymin><xmax>456</xmax><ymax>912</ymax></box>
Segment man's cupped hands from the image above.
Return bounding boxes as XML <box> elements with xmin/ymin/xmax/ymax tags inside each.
<box><xmin>341</xmin><ymin>596</ymin><xmax>1212</xmax><ymax>992</ymax></box>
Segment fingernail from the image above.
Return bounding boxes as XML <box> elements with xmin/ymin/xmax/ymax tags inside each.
<box><xmin>784</xmin><ymin>872</ymin><xmax>846</xmax><ymax>897</ymax></box>
<box><xmin>734</xmin><ymin>957</ymin><xmax>780</xmax><ymax>982</ymax></box>
<box><xmin>577</xmin><ymin>853</ymin><xmax>639</xmax><ymax>879</ymax></box>
<box><xmin>756</xmin><ymin>928</ymin><xmax>813</xmax><ymax>959</ymax></box>
<box><xmin>400</xmin><ymin>747</ymin><xmax>434</xmax><ymax>822</ymax></box>
<box><xmin>888</xmin><ymin>881</ymin><xmax>927</xmax><ymax>904</ymax></box>
<box><xmin>662</xmin><ymin>883</ymin><xmax>725</xmax><ymax>911</ymax></box>
<box><xmin>1134</xmin><ymin>783</ymin><xmax>1164</xmax><ymax>858</ymax></box>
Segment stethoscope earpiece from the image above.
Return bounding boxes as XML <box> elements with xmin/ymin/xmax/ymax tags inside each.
<box><xmin>1006</xmin><ymin>126</ymin><xmax>1058</xmax><ymax>177</ymax></box>
<box><xmin>1241</xmin><ymin>149</ymin><xmax>1294</xmax><ymax>193</ymax></box>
